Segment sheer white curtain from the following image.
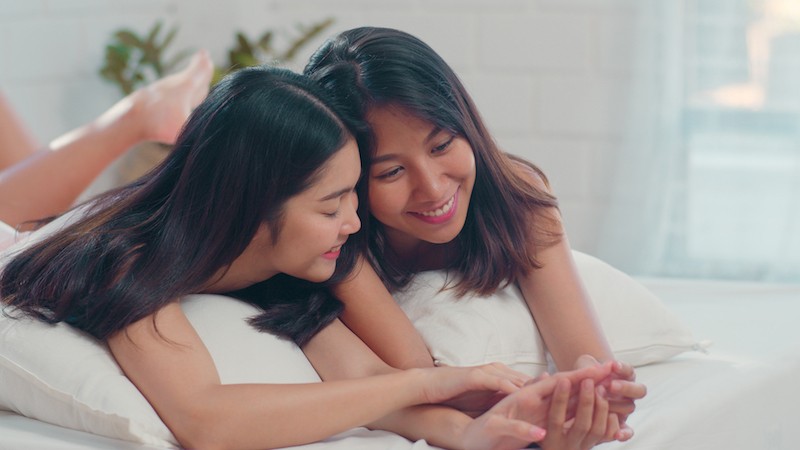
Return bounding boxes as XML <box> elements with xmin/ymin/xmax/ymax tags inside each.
<box><xmin>598</xmin><ymin>0</ymin><xmax>800</xmax><ymax>283</ymax></box>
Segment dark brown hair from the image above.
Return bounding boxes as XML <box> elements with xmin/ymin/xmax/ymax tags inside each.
<box><xmin>0</xmin><ymin>66</ymin><xmax>361</xmax><ymax>345</ymax></box>
<box><xmin>305</xmin><ymin>27</ymin><xmax>561</xmax><ymax>296</ymax></box>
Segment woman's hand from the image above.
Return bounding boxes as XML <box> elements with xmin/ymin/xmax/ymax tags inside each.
<box><xmin>458</xmin><ymin>363</ymin><xmax>618</xmax><ymax>450</ymax></box>
<box><xmin>573</xmin><ymin>355</ymin><xmax>645</xmax><ymax>441</ymax></box>
<box><xmin>420</xmin><ymin>362</ymin><xmax>531</xmax><ymax>406</ymax></box>
<box><xmin>538</xmin><ymin>378</ymin><xmax>617</xmax><ymax>450</ymax></box>
<box><xmin>459</xmin><ymin>375</ymin><xmax>558</xmax><ymax>450</ymax></box>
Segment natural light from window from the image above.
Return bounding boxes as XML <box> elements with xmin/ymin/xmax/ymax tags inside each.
<box><xmin>676</xmin><ymin>0</ymin><xmax>800</xmax><ymax>281</ymax></box>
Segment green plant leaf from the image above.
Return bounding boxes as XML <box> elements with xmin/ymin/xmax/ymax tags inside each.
<box><xmin>99</xmin><ymin>17</ymin><xmax>335</xmax><ymax>97</ymax></box>
<box><xmin>163</xmin><ymin>48</ymin><xmax>192</xmax><ymax>73</ymax></box>
<box><xmin>280</xmin><ymin>17</ymin><xmax>334</xmax><ymax>61</ymax></box>
<box><xmin>114</xmin><ymin>30</ymin><xmax>143</xmax><ymax>48</ymax></box>
<box><xmin>236</xmin><ymin>32</ymin><xmax>254</xmax><ymax>55</ymax></box>
<box><xmin>258</xmin><ymin>31</ymin><xmax>274</xmax><ymax>53</ymax></box>
<box><xmin>159</xmin><ymin>26</ymin><xmax>178</xmax><ymax>52</ymax></box>
<box><xmin>146</xmin><ymin>21</ymin><xmax>163</xmax><ymax>45</ymax></box>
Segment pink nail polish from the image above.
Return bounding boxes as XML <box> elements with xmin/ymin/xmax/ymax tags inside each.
<box><xmin>531</xmin><ymin>427</ymin><xmax>546</xmax><ymax>440</ymax></box>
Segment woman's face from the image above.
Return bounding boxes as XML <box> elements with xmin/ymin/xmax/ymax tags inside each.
<box><xmin>227</xmin><ymin>140</ymin><xmax>362</xmax><ymax>288</ymax></box>
<box><xmin>366</xmin><ymin>106</ymin><xmax>476</xmax><ymax>250</ymax></box>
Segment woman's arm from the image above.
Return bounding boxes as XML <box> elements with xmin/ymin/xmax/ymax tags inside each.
<box><xmin>306</xmin><ymin>319</ymin><xmax>618</xmax><ymax>450</ymax></box>
<box><xmin>514</xmin><ymin>167</ymin><xmax>644</xmax><ymax>441</ymax></box>
<box><xmin>109</xmin><ymin>302</ymin><xmax>426</xmax><ymax>449</ymax></box>
<box><xmin>508</xmin><ymin>162</ymin><xmax>611</xmax><ymax>369</ymax></box>
<box><xmin>304</xmin><ymin>319</ymin><xmax>524</xmax><ymax>448</ymax></box>
<box><xmin>333</xmin><ymin>256</ymin><xmax>434</xmax><ymax>368</ymax></box>
<box><xmin>109</xmin><ymin>301</ymin><xmax>545</xmax><ymax>450</ymax></box>
<box><xmin>518</xmin><ymin>223</ymin><xmax>612</xmax><ymax>370</ymax></box>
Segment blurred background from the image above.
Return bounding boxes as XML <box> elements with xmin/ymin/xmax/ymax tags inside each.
<box><xmin>1</xmin><ymin>0</ymin><xmax>798</xmax><ymax>284</ymax></box>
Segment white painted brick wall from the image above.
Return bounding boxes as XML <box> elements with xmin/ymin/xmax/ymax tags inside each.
<box><xmin>0</xmin><ymin>0</ymin><xmax>638</xmax><ymax>253</ymax></box>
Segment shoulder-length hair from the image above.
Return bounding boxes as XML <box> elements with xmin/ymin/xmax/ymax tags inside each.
<box><xmin>0</xmin><ymin>65</ymin><xmax>360</xmax><ymax>345</ymax></box>
<box><xmin>304</xmin><ymin>26</ymin><xmax>561</xmax><ymax>296</ymax></box>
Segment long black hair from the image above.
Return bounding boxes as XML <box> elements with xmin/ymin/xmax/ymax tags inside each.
<box><xmin>0</xmin><ymin>65</ymin><xmax>360</xmax><ymax>345</ymax></box>
<box><xmin>304</xmin><ymin>27</ymin><xmax>561</xmax><ymax>296</ymax></box>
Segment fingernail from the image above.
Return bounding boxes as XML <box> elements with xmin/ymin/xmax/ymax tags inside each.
<box><xmin>617</xmin><ymin>428</ymin><xmax>633</xmax><ymax>440</ymax></box>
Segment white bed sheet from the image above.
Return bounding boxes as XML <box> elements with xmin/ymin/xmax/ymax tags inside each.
<box><xmin>0</xmin><ymin>415</ymin><xmax>436</xmax><ymax>450</ymax></box>
<box><xmin>1</xmin><ymin>277</ymin><xmax>798</xmax><ymax>450</ymax></box>
<box><xmin>606</xmin><ymin>278</ymin><xmax>800</xmax><ymax>450</ymax></box>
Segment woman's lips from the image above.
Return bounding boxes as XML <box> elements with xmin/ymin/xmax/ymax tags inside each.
<box><xmin>408</xmin><ymin>192</ymin><xmax>458</xmax><ymax>224</ymax></box>
<box><xmin>322</xmin><ymin>244</ymin><xmax>343</xmax><ymax>260</ymax></box>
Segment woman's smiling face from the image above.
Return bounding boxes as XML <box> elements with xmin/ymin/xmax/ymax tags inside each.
<box><xmin>214</xmin><ymin>140</ymin><xmax>362</xmax><ymax>291</ymax></box>
<box><xmin>366</xmin><ymin>106</ymin><xmax>476</xmax><ymax>250</ymax></box>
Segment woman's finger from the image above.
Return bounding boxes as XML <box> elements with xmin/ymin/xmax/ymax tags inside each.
<box><xmin>480</xmin><ymin>363</ymin><xmax>533</xmax><ymax>391</ymax></box>
<box><xmin>589</xmin><ymin>386</ymin><xmax>610</xmax><ymax>444</ymax></box>
<box><xmin>610</xmin><ymin>379</ymin><xmax>647</xmax><ymax>400</ymax></box>
<box><xmin>548</xmin><ymin>377</ymin><xmax>571</xmax><ymax>430</ymax></box>
<box><xmin>567</xmin><ymin>379</ymin><xmax>595</xmax><ymax>447</ymax></box>
<box><xmin>612</xmin><ymin>360</ymin><xmax>636</xmax><ymax>381</ymax></box>
<box><xmin>615</xmin><ymin>423</ymin><xmax>635</xmax><ymax>442</ymax></box>
<box><xmin>605</xmin><ymin>412</ymin><xmax>621</xmax><ymax>443</ymax></box>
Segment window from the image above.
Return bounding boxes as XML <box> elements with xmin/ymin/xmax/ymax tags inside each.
<box><xmin>663</xmin><ymin>0</ymin><xmax>800</xmax><ymax>281</ymax></box>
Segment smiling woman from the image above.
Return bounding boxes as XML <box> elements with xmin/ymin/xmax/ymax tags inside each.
<box><xmin>0</xmin><ymin>63</ymin><xmax>612</xmax><ymax>450</ymax></box>
<box><xmin>366</xmin><ymin>106</ymin><xmax>475</xmax><ymax>254</ymax></box>
<box><xmin>305</xmin><ymin>26</ymin><xmax>647</xmax><ymax>448</ymax></box>
<box><xmin>204</xmin><ymin>141</ymin><xmax>361</xmax><ymax>291</ymax></box>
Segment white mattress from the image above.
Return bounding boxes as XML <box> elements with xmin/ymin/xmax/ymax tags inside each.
<box><xmin>1</xmin><ymin>277</ymin><xmax>799</xmax><ymax>450</ymax></box>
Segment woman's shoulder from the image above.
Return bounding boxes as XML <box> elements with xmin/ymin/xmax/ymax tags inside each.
<box><xmin>503</xmin><ymin>153</ymin><xmax>563</xmax><ymax>235</ymax></box>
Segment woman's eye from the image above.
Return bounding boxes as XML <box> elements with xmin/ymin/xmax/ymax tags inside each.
<box><xmin>376</xmin><ymin>167</ymin><xmax>403</xmax><ymax>180</ymax></box>
<box><xmin>324</xmin><ymin>209</ymin><xmax>341</xmax><ymax>218</ymax></box>
<box><xmin>433</xmin><ymin>136</ymin><xmax>454</xmax><ymax>154</ymax></box>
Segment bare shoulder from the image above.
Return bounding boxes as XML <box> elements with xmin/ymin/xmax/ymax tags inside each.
<box><xmin>333</xmin><ymin>255</ymin><xmax>388</xmax><ymax>300</ymax></box>
<box><xmin>505</xmin><ymin>154</ymin><xmax>564</xmax><ymax>237</ymax></box>
<box><xmin>107</xmin><ymin>302</ymin><xmax>195</xmax><ymax>354</ymax></box>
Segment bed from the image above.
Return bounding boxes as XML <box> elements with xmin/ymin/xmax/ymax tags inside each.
<box><xmin>1</xmin><ymin>251</ymin><xmax>799</xmax><ymax>449</ymax></box>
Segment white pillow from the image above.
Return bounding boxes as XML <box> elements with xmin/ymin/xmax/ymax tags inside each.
<box><xmin>572</xmin><ymin>251</ymin><xmax>706</xmax><ymax>365</ymax></box>
<box><xmin>0</xmin><ymin>220</ymin><xmax>18</xmax><ymax>253</ymax></box>
<box><xmin>395</xmin><ymin>273</ymin><xmax>548</xmax><ymax>375</ymax></box>
<box><xmin>181</xmin><ymin>294</ymin><xmax>320</xmax><ymax>386</ymax></box>
<box><xmin>0</xmin><ymin>294</ymin><xmax>320</xmax><ymax>447</ymax></box>
<box><xmin>393</xmin><ymin>250</ymin><xmax>705</xmax><ymax>376</ymax></box>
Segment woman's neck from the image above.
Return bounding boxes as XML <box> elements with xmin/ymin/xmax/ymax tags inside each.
<box><xmin>201</xmin><ymin>265</ymin><xmax>278</xmax><ymax>294</ymax></box>
<box><xmin>385</xmin><ymin>232</ymin><xmax>457</xmax><ymax>273</ymax></box>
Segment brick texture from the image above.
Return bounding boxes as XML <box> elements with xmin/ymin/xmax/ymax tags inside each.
<box><xmin>0</xmin><ymin>0</ymin><xmax>637</xmax><ymax>253</ymax></box>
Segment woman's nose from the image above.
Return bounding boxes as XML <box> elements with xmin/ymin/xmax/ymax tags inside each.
<box><xmin>412</xmin><ymin>165</ymin><xmax>445</xmax><ymax>201</ymax></box>
<box><xmin>342</xmin><ymin>192</ymin><xmax>361</xmax><ymax>235</ymax></box>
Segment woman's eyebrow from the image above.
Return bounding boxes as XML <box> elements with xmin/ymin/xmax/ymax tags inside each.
<box><xmin>319</xmin><ymin>187</ymin><xmax>352</xmax><ymax>202</ymax></box>
<box><xmin>424</xmin><ymin>126</ymin><xmax>443</xmax><ymax>144</ymax></box>
<box><xmin>371</xmin><ymin>126</ymin><xmax>444</xmax><ymax>165</ymax></box>
<box><xmin>371</xmin><ymin>153</ymin><xmax>398</xmax><ymax>164</ymax></box>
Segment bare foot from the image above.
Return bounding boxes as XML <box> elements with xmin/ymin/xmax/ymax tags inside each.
<box><xmin>134</xmin><ymin>49</ymin><xmax>214</xmax><ymax>144</ymax></box>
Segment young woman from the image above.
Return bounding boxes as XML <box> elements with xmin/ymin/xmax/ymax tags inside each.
<box><xmin>304</xmin><ymin>26</ymin><xmax>648</xmax><ymax>449</ymax></box>
<box><xmin>0</xmin><ymin>64</ymin><xmax>615</xmax><ymax>450</ymax></box>
<box><xmin>0</xmin><ymin>50</ymin><xmax>214</xmax><ymax>232</ymax></box>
